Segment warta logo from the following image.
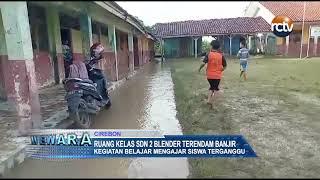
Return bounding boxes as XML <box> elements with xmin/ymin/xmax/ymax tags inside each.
<box><xmin>271</xmin><ymin>16</ymin><xmax>293</xmax><ymax>37</ymax></box>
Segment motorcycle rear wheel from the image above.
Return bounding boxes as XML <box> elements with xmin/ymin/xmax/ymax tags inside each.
<box><xmin>72</xmin><ymin>99</ymin><xmax>92</xmax><ymax>129</ymax></box>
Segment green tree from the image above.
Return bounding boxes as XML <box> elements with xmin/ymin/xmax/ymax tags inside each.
<box><xmin>154</xmin><ymin>41</ymin><xmax>161</xmax><ymax>55</ymax></box>
<box><xmin>202</xmin><ymin>40</ymin><xmax>211</xmax><ymax>53</ymax></box>
<box><xmin>134</xmin><ymin>16</ymin><xmax>154</xmax><ymax>33</ymax></box>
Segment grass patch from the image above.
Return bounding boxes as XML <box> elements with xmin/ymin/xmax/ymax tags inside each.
<box><xmin>171</xmin><ymin>57</ymin><xmax>320</xmax><ymax>178</ymax></box>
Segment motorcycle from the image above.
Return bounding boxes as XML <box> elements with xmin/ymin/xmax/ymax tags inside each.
<box><xmin>63</xmin><ymin>56</ymin><xmax>111</xmax><ymax>129</ymax></box>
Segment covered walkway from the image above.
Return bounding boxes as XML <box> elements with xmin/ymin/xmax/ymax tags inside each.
<box><xmin>0</xmin><ymin>1</ymin><xmax>155</xmax><ymax>135</ymax></box>
<box><xmin>152</xmin><ymin>16</ymin><xmax>272</xmax><ymax>58</ymax></box>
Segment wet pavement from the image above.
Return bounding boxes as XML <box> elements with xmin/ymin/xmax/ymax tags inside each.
<box><xmin>3</xmin><ymin>62</ymin><xmax>189</xmax><ymax>178</ymax></box>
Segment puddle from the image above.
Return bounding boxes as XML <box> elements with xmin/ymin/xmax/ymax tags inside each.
<box><xmin>127</xmin><ymin>65</ymin><xmax>189</xmax><ymax>178</ymax></box>
<box><xmin>3</xmin><ymin>62</ymin><xmax>189</xmax><ymax>178</ymax></box>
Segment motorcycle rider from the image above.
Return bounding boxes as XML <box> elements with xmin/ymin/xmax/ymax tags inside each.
<box><xmin>63</xmin><ymin>43</ymin><xmax>110</xmax><ymax>128</ymax></box>
<box><xmin>68</xmin><ymin>42</ymin><xmax>109</xmax><ymax>104</ymax></box>
<box><xmin>87</xmin><ymin>43</ymin><xmax>110</xmax><ymax>104</ymax></box>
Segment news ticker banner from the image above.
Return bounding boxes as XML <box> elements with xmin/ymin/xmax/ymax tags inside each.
<box><xmin>26</xmin><ymin>129</ymin><xmax>257</xmax><ymax>159</ymax></box>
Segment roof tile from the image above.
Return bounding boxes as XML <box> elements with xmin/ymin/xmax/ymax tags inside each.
<box><xmin>153</xmin><ymin>17</ymin><xmax>270</xmax><ymax>38</ymax></box>
<box><xmin>260</xmin><ymin>1</ymin><xmax>320</xmax><ymax>22</ymax></box>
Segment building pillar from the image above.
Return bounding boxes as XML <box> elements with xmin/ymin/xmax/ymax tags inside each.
<box><xmin>194</xmin><ymin>38</ymin><xmax>198</xmax><ymax>58</ymax></box>
<box><xmin>107</xmin><ymin>25</ymin><xmax>116</xmax><ymax>80</ymax></box>
<box><xmin>0</xmin><ymin>2</ymin><xmax>41</xmax><ymax>135</ymax></box>
<box><xmin>161</xmin><ymin>38</ymin><xmax>164</xmax><ymax>62</ymax></box>
<box><xmin>258</xmin><ymin>35</ymin><xmax>263</xmax><ymax>53</ymax></box>
<box><xmin>264</xmin><ymin>34</ymin><xmax>269</xmax><ymax>54</ymax></box>
<box><xmin>138</xmin><ymin>36</ymin><xmax>143</xmax><ymax>66</ymax></box>
<box><xmin>306</xmin><ymin>26</ymin><xmax>311</xmax><ymax>58</ymax></box>
<box><xmin>285</xmin><ymin>35</ymin><xmax>290</xmax><ymax>56</ymax></box>
<box><xmin>229</xmin><ymin>35</ymin><xmax>232</xmax><ymax>55</ymax></box>
<box><xmin>46</xmin><ymin>6</ymin><xmax>64</xmax><ymax>83</ymax></box>
<box><xmin>111</xmin><ymin>25</ymin><xmax>119</xmax><ymax>81</ymax></box>
<box><xmin>142</xmin><ymin>37</ymin><xmax>146</xmax><ymax>64</ymax></box>
<box><xmin>265</xmin><ymin>34</ymin><xmax>268</xmax><ymax>46</ymax></box>
<box><xmin>313</xmin><ymin>37</ymin><xmax>318</xmax><ymax>56</ymax></box>
<box><xmin>128</xmin><ymin>33</ymin><xmax>134</xmax><ymax>72</ymax></box>
<box><xmin>97</xmin><ymin>24</ymin><xmax>102</xmax><ymax>43</ymax></box>
<box><xmin>141</xmin><ymin>37</ymin><xmax>145</xmax><ymax>64</ymax></box>
<box><xmin>96</xmin><ymin>24</ymin><xmax>103</xmax><ymax>69</ymax></box>
<box><xmin>150</xmin><ymin>39</ymin><xmax>155</xmax><ymax>60</ymax></box>
<box><xmin>80</xmin><ymin>13</ymin><xmax>93</xmax><ymax>60</ymax></box>
<box><xmin>220</xmin><ymin>35</ymin><xmax>224</xmax><ymax>53</ymax></box>
<box><xmin>248</xmin><ymin>35</ymin><xmax>252</xmax><ymax>50</ymax></box>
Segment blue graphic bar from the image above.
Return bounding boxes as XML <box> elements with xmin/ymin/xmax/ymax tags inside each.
<box><xmin>26</xmin><ymin>134</ymin><xmax>257</xmax><ymax>159</ymax></box>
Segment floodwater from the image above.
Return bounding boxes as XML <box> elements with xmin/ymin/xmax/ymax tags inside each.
<box><xmin>3</xmin><ymin>61</ymin><xmax>189</xmax><ymax>178</ymax></box>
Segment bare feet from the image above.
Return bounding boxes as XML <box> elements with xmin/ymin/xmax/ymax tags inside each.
<box><xmin>204</xmin><ymin>99</ymin><xmax>213</xmax><ymax>109</ymax></box>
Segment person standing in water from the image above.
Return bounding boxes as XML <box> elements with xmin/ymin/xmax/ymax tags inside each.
<box><xmin>237</xmin><ymin>41</ymin><xmax>250</xmax><ymax>81</ymax></box>
<box><xmin>198</xmin><ymin>40</ymin><xmax>227</xmax><ymax>108</ymax></box>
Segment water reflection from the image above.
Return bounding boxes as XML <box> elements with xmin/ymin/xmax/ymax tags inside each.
<box><xmin>128</xmin><ymin>63</ymin><xmax>189</xmax><ymax>178</ymax></box>
<box><xmin>4</xmin><ymin>62</ymin><xmax>189</xmax><ymax>178</ymax></box>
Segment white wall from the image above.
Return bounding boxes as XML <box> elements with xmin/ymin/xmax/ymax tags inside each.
<box><xmin>244</xmin><ymin>2</ymin><xmax>275</xmax><ymax>24</ymax></box>
<box><xmin>244</xmin><ymin>1</ymin><xmax>279</xmax><ymax>46</ymax></box>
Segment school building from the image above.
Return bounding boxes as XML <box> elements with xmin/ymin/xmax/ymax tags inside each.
<box><xmin>0</xmin><ymin>1</ymin><xmax>155</xmax><ymax>134</ymax></box>
<box><xmin>152</xmin><ymin>17</ymin><xmax>271</xmax><ymax>58</ymax></box>
<box><xmin>244</xmin><ymin>1</ymin><xmax>320</xmax><ymax>57</ymax></box>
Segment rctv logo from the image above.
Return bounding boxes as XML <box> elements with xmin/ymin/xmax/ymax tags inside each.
<box><xmin>271</xmin><ymin>16</ymin><xmax>293</xmax><ymax>37</ymax></box>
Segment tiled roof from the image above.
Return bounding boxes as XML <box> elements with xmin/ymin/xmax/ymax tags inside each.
<box><xmin>260</xmin><ymin>1</ymin><xmax>320</xmax><ymax>22</ymax></box>
<box><xmin>152</xmin><ymin>17</ymin><xmax>271</xmax><ymax>38</ymax></box>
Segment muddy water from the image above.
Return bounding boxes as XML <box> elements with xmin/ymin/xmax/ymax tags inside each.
<box><xmin>127</xmin><ymin>64</ymin><xmax>189</xmax><ymax>178</ymax></box>
<box><xmin>3</xmin><ymin>62</ymin><xmax>189</xmax><ymax>178</ymax></box>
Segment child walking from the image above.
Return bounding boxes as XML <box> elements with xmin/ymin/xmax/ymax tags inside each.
<box><xmin>198</xmin><ymin>40</ymin><xmax>227</xmax><ymax>108</ymax></box>
<box><xmin>237</xmin><ymin>41</ymin><xmax>250</xmax><ymax>81</ymax></box>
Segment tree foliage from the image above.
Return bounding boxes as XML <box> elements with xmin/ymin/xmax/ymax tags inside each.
<box><xmin>154</xmin><ymin>41</ymin><xmax>161</xmax><ymax>55</ymax></box>
<box><xmin>134</xmin><ymin>16</ymin><xmax>154</xmax><ymax>33</ymax></box>
<box><xmin>202</xmin><ymin>40</ymin><xmax>211</xmax><ymax>53</ymax></box>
